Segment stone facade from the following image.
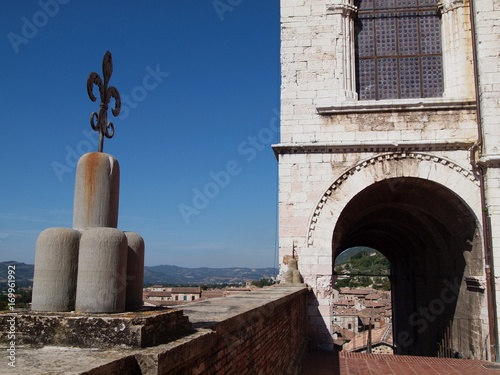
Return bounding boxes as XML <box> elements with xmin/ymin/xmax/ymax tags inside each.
<box><xmin>275</xmin><ymin>0</ymin><xmax>500</xmax><ymax>359</ymax></box>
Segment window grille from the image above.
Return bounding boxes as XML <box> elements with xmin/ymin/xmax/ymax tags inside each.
<box><xmin>355</xmin><ymin>0</ymin><xmax>443</xmax><ymax>100</ymax></box>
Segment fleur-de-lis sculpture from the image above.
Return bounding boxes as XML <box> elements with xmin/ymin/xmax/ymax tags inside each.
<box><xmin>87</xmin><ymin>51</ymin><xmax>121</xmax><ymax>152</ymax></box>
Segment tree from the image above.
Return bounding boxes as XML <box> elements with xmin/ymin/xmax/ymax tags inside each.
<box><xmin>251</xmin><ymin>278</ymin><xmax>275</xmax><ymax>288</ymax></box>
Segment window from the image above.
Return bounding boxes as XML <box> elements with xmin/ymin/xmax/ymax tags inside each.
<box><xmin>354</xmin><ymin>0</ymin><xmax>443</xmax><ymax>100</ymax></box>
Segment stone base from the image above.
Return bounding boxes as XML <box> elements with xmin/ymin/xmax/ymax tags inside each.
<box><xmin>0</xmin><ymin>308</ymin><xmax>191</xmax><ymax>349</ymax></box>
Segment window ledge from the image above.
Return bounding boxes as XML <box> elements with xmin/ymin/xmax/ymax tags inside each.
<box><xmin>316</xmin><ymin>97</ymin><xmax>476</xmax><ymax>115</ymax></box>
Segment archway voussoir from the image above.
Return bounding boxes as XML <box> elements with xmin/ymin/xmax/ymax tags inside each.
<box><xmin>306</xmin><ymin>152</ymin><xmax>481</xmax><ymax>249</ymax></box>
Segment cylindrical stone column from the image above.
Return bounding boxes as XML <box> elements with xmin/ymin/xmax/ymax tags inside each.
<box><xmin>124</xmin><ymin>232</ymin><xmax>145</xmax><ymax>311</ymax></box>
<box><xmin>75</xmin><ymin>227</ymin><xmax>127</xmax><ymax>313</ymax></box>
<box><xmin>31</xmin><ymin>228</ymin><xmax>80</xmax><ymax>311</ymax></box>
<box><xmin>73</xmin><ymin>152</ymin><xmax>120</xmax><ymax>230</ymax></box>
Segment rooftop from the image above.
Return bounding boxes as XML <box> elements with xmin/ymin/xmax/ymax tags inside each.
<box><xmin>342</xmin><ymin>325</ymin><xmax>392</xmax><ymax>352</ymax></box>
<box><xmin>302</xmin><ymin>351</ymin><xmax>500</xmax><ymax>375</ymax></box>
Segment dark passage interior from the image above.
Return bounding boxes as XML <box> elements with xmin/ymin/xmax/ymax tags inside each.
<box><xmin>332</xmin><ymin>177</ymin><xmax>486</xmax><ymax>357</ymax></box>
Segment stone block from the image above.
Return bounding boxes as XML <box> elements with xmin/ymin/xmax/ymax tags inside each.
<box><xmin>73</xmin><ymin>152</ymin><xmax>120</xmax><ymax>229</ymax></box>
<box><xmin>75</xmin><ymin>227</ymin><xmax>128</xmax><ymax>313</ymax></box>
<box><xmin>0</xmin><ymin>308</ymin><xmax>191</xmax><ymax>349</ymax></box>
<box><xmin>31</xmin><ymin>228</ymin><xmax>80</xmax><ymax>312</ymax></box>
<box><xmin>125</xmin><ymin>232</ymin><xmax>145</xmax><ymax>311</ymax></box>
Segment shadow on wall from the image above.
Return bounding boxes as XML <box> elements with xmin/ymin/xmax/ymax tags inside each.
<box><xmin>303</xmin><ymin>291</ymin><xmax>341</xmax><ymax>374</ymax></box>
<box><xmin>301</xmin><ymin>349</ymin><xmax>341</xmax><ymax>375</ymax></box>
<box><xmin>307</xmin><ymin>290</ymin><xmax>336</xmax><ymax>350</ymax></box>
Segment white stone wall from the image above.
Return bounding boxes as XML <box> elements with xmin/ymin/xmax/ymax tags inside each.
<box><xmin>280</xmin><ymin>0</ymin><xmax>357</xmax><ymax>145</ymax></box>
<box><xmin>278</xmin><ymin>0</ymin><xmax>495</xmax><ymax>354</ymax></box>
<box><xmin>440</xmin><ymin>0</ymin><xmax>475</xmax><ymax>98</ymax></box>
<box><xmin>473</xmin><ymin>0</ymin><xmax>500</xmax><ymax>352</ymax></box>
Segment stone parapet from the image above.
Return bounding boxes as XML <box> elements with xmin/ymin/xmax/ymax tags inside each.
<box><xmin>0</xmin><ymin>286</ymin><xmax>308</xmax><ymax>374</ymax></box>
<box><xmin>0</xmin><ymin>308</ymin><xmax>191</xmax><ymax>349</ymax></box>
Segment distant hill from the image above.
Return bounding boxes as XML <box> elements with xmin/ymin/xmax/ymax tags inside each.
<box><xmin>334</xmin><ymin>248</ymin><xmax>391</xmax><ymax>290</ymax></box>
<box><xmin>144</xmin><ymin>265</ymin><xmax>277</xmax><ymax>285</ymax></box>
<box><xmin>335</xmin><ymin>246</ymin><xmax>375</xmax><ymax>265</ymax></box>
<box><xmin>0</xmin><ymin>261</ymin><xmax>34</xmax><ymax>288</ymax></box>
<box><xmin>0</xmin><ymin>261</ymin><xmax>277</xmax><ymax>288</ymax></box>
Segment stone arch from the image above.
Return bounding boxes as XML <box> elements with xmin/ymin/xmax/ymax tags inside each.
<box><xmin>302</xmin><ymin>151</ymin><xmax>487</xmax><ymax>357</ymax></box>
<box><xmin>306</xmin><ymin>152</ymin><xmax>481</xmax><ymax>250</ymax></box>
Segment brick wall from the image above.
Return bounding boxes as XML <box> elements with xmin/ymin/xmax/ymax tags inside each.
<box><xmin>136</xmin><ymin>286</ymin><xmax>309</xmax><ymax>375</ymax></box>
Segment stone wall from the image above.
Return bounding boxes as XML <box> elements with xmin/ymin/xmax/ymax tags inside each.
<box><xmin>152</xmin><ymin>286</ymin><xmax>308</xmax><ymax>374</ymax></box>
<box><xmin>473</xmin><ymin>0</ymin><xmax>500</xmax><ymax>350</ymax></box>
<box><xmin>276</xmin><ymin>0</ymin><xmax>494</xmax><ymax>357</ymax></box>
<box><xmin>1</xmin><ymin>286</ymin><xmax>308</xmax><ymax>374</ymax></box>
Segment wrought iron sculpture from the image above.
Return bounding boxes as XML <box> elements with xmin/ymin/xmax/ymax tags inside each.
<box><xmin>87</xmin><ymin>51</ymin><xmax>121</xmax><ymax>152</ymax></box>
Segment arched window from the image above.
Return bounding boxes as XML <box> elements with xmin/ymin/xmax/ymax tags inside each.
<box><xmin>354</xmin><ymin>0</ymin><xmax>443</xmax><ymax>100</ymax></box>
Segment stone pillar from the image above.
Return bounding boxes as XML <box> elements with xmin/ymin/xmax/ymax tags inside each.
<box><xmin>439</xmin><ymin>0</ymin><xmax>475</xmax><ymax>99</ymax></box>
<box><xmin>317</xmin><ymin>0</ymin><xmax>358</xmax><ymax>106</ymax></box>
<box><xmin>328</xmin><ymin>1</ymin><xmax>358</xmax><ymax>102</ymax></box>
<box><xmin>73</xmin><ymin>152</ymin><xmax>120</xmax><ymax>230</ymax></box>
<box><xmin>125</xmin><ymin>232</ymin><xmax>145</xmax><ymax>311</ymax></box>
<box><xmin>32</xmin><ymin>149</ymin><xmax>146</xmax><ymax>314</ymax></box>
<box><xmin>75</xmin><ymin>227</ymin><xmax>128</xmax><ymax>313</ymax></box>
<box><xmin>31</xmin><ymin>228</ymin><xmax>80</xmax><ymax>311</ymax></box>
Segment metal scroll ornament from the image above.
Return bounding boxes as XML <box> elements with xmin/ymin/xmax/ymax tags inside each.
<box><xmin>87</xmin><ymin>51</ymin><xmax>121</xmax><ymax>152</ymax></box>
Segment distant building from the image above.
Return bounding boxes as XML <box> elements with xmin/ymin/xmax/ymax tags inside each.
<box><xmin>343</xmin><ymin>325</ymin><xmax>393</xmax><ymax>354</ymax></box>
<box><xmin>143</xmin><ymin>285</ymin><xmax>259</xmax><ymax>307</ymax></box>
<box><xmin>144</xmin><ymin>290</ymin><xmax>172</xmax><ymax>301</ymax></box>
<box><xmin>332</xmin><ymin>287</ymin><xmax>392</xmax><ymax>352</ymax></box>
<box><xmin>171</xmin><ymin>287</ymin><xmax>201</xmax><ymax>302</ymax></box>
<box><xmin>143</xmin><ymin>286</ymin><xmax>201</xmax><ymax>306</ymax></box>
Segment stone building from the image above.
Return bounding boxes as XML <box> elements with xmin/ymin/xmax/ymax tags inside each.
<box><xmin>143</xmin><ymin>286</ymin><xmax>202</xmax><ymax>305</ymax></box>
<box><xmin>274</xmin><ymin>0</ymin><xmax>500</xmax><ymax>359</ymax></box>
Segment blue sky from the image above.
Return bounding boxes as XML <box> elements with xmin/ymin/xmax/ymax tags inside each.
<box><xmin>0</xmin><ymin>1</ymin><xmax>280</xmax><ymax>268</ymax></box>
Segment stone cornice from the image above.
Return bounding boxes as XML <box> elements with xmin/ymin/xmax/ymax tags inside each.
<box><xmin>272</xmin><ymin>141</ymin><xmax>476</xmax><ymax>158</ymax></box>
<box><xmin>438</xmin><ymin>0</ymin><xmax>467</xmax><ymax>14</ymax></box>
<box><xmin>316</xmin><ymin>98</ymin><xmax>476</xmax><ymax>115</ymax></box>
<box><xmin>326</xmin><ymin>2</ymin><xmax>357</xmax><ymax>16</ymax></box>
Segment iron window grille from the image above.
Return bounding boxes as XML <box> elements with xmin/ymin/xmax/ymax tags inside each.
<box><xmin>354</xmin><ymin>0</ymin><xmax>443</xmax><ymax>100</ymax></box>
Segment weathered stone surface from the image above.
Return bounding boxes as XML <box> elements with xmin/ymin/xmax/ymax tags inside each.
<box><xmin>124</xmin><ymin>232</ymin><xmax>145</xmax><ymax>311</ymax></box>
<box><xmin>0</xmin><ymin>308</ymin><xmax>191</xmax><ymax>349</ymax></box>
<box><xmin>75</xmin><ymin>227</ymin><xmax>128</xmax><ymax>313</ymax></box>
<box><xmin>31</xmin><ymin>228</ymin><xmax>80</xmax><ymax>312</ymax></box>
<box><xmin>0</xmin><ymin>346</ymin><xmax>141</xmax><ymax>375</ymax></box>
<box><xmin>135</xmin><ymin>329</ymin><xmax>216</xmax><ymax>375</ymax></box>
<box><xmin>73</xmin><ymin>152</ymin><xmax>120</xmax><ymax>230</ymax></box>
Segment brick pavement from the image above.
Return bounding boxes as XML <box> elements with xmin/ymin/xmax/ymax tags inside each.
<box><xmin>301</xmin><ymin>351</ymin><xmax>500</xmax><ymax>375</ymax></box>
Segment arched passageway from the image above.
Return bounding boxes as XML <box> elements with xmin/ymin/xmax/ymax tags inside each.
<box><xmin>332</xmin><ymin>177</ymin><xmax>486</xmax><ymax>357</ymax></box>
